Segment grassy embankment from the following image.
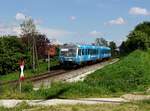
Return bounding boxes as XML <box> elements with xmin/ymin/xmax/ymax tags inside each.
<box><xmin>59</xmin><ymin>49</ymin><xmax>150</xmax><ymax>98</ymax></box>
<box><xmin>0</xmin><ymin>100</ymin><xmax>150</xmax><ymax>111</ymax></box>
<box><xmin>0</xmin><ymin>57</ymin><xmax>59</xmax><ymax>82</ymax></box>
<box><xmin>0</xmin><ymin>50</ymin><xmax>150</xmax><ymax>99</ymax></box>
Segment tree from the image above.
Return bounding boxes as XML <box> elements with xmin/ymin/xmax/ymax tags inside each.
<box><xmin>134</xmin><ymin>21</ymin><xmax>150</xmax><ymax>36</ymax></box>
<box><xmin>109</xmin><ymin>41</ymin><xmax>117</xmax><ymax>57</ymax></box>
<box><xmin>95</xmin><ymin>38</ymin><xmax>108</xmax><ymax>46</ymax></box>
<box><xmin>0</xmin><ymin>36</ymin><xmax>30</xmax><ymax>75</ymax></box>
<box><xmin>119</xmin><ymin>21</ymin><xmax>150</xmax><ymax>54</ymax></box>
<box><xmin>36</xmin><ymin>34</ymin><xmax>50</xmax><ymax>59</ymax></box>
<box><xmin>20</xmin><ymin>17</ymin><xmax>38</xmax><ymax>71</ymax></box>
<box><xmin>20</xmin><ymin>17</ymin><xmax>36</xmax><ymax>51</ymax></box>
<box><xmin>126</xmin><ymin>31</ymin><xmax>149</xmax><ymax>50</ymax></box>
<box><xmin>119</xmin><ymin>41</ymin><xmax>127</xmax><ymax>54</ymax></box>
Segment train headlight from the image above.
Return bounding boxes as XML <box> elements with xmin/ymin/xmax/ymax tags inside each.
<box><xmin>68</xmin><ymin>58</ymin><xmax>73</xmax><ymax>61</ymax></box>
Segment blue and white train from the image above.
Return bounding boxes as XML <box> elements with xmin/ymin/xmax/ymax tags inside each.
<box><xmin>59</xmin><ymin>44</ymin><xmax>111</xmax><ymax>66</ymax></box>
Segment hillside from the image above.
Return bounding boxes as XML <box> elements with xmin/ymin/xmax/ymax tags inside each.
<box><xmin>57</xmin><ymin>50</ymin><xmax>150</xmax><ymax>98</ymax></box>
<box><xmin>1</xmin><ymin>50</ymin><xmax>150</xmax><ymax>99</ymax></box>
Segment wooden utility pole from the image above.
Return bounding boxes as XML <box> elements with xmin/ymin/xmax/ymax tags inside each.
<box><xmin>48</xmin><ymin>48</ymin><xmax>50</xmax><ymax>72</ymax></box>
<box><xmin>32</xmin><ymin>34</ymin><xmax>39</xmax><ymax>71</ymax></box>
<box><xmin>32</xmin><ymin>33</ymin><xmax>35</xmax><ymax>71</ymax></box>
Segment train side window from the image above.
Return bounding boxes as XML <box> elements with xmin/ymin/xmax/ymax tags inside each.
<box><xmin>89</xmin><ymin>49</ymin><xmax>91</xmax><ymax>55</ymax></box>
<box><xmin>82</xmin><ymin>49</ymin><xmax>85</xmax><ymax>55</ymax></box>
<box><xmin>89</xmin><ymin>49</ymin><xmax>92</xmax><ymax>55</ymax></box>
<box><xmin>102</xmin><ymin>50</ymin><xmax>104</xmax><ymax>54</ymax></box>
<box><xmin>78</xmin><ymin>49</ymin><xmax>81</xmax><ymax>56</ymax></box>
<box><xmin>91</xmin><ymin>49</ymin><xmax>93</xmax><ymax>55</ymax></box>
<box><xmin>85</xmin><ymin>49</ymin><xmax>87</xmax><ymax>55</ymax></box>
<box><xmin>93</xmin><ymin>49</ymin><xmax>95</xmax><ymax>55</ymax></box>
<box><xmin>88</xmin><ymin>49</ymin><xmax>90</xmax><ymax>55</ymax></box>
<box><xmin>94</xmin><ymin>49</ymin><xmax>96</xmax><ymax>55</ymax></box>
<box><xmin>92</xmin><ymin>49</ymin><xmax>94</xmax><ymax>55</ymax></box>
<box><xmin>84</xmin><ymin>49</ymin><xmax>86</xmax><ymax>55</ymax></box>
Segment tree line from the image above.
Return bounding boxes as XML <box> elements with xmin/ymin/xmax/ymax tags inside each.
<box><xmin>0</xmin><ymin>20</ymin><xmax>150</xmax><ymax>75</ymax></box>
<box><xmin>0</xmin><ymin>18</ymin><xmax>50</xmax><ymax>75</ymax></box>
<box><xmin>119</xmin><ymin>21</ymin><xmax>150</xmax><ymax>54</ymax></box>
<box><xmin>94</xmin><ymin>21</ymin><xmax>150</xmax><ymax>56</ymax></box>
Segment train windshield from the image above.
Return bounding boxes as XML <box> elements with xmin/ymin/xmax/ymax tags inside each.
<box><xmin>60</xmin><ymin>48</ymin><xmax>76</xmax><ymax>57</ymax></box>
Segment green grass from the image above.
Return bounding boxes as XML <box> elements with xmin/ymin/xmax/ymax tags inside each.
<box><xmin>0</xmin><ymin>50</ymin><xmax>150</xmax><ymax>99</ymax></box>
<box><xmin>0</xmin><ymin>100</ymin><xmax>150</xmax><ymax>111</ymax></box>
<box><xmin>0</xmin><ymin>58</ymin><xmax>59</xmax><ymax>82</ymax></box>
<box><xmin>49</xmin><ymin>49</ymin><xmax>150</xmax><ymax>98</ymax></box>
<box><xmin>0</xmin><ymin>81</ymin><xmax>71</xmax><ymax>99</ymax></box>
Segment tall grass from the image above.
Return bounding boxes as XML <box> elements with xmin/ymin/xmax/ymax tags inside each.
<box><xmin>58</xmin><ymin>50</ymin><xmax>150</xmax><ymax>98</ymax></box>
<box><xmin>0</xmin><ymin>58</ymin><xmax>59</xmax><ymax>82</ymax></box>
<box><xmin>0</xmin><ymin>50</ymin><xmax>150</xmax><ymax>99</ymax></box>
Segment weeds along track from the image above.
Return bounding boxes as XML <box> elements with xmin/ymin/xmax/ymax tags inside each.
<box><xmin>0</xmin><ymin>58</ymin><xmax>115</xmax><ymax>86</ymax></box>
<box><xmin>0</xmin><ymin>69</ymin><xmax>70</xmax><ymax>86</ymax></box>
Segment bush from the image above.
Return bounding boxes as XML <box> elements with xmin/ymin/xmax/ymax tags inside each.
<box><xmin>0</xmin><ymin>36</ymin><xmax>31</xmax><ymax>75</ymax></box>
<box><xmin>22</xmin><ymin>81</ymin><xmax>33</xmax><ymax>92</ymax></box>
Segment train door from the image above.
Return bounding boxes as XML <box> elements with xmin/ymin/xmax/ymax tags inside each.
<box><xmin>77</xmin><ymin>48</ymin><xmax>82</xmax><ymax>64</ymax></box>
<box><xmin>81</xmin><ymin>48</ymin><xmax>86</xmax><ymax>62</ymax></box>
<box><xmin>77</xmin><ymin>48</ymin><xmax>86</xmax><ymax>64</ymax></box>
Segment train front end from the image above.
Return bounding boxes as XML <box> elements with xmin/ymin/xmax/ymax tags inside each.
<box><xmin>59</xmin><ymin>44</ymin><xmax>78</xmax><ymax>66</ymax></box>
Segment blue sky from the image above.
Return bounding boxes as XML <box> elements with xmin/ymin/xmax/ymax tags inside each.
<box><xmin>0</xmin><ymin>0</ymin><xmax>150</xmax><ymax>45</ymax></box>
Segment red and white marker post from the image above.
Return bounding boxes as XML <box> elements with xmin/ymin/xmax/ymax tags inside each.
<box><xmin>19</xmin><ymin>60</ymin><xmax>25</xmax><ymax>92</ymax></box>
<box><xmin>20</xmin><ymin>65</ymin><xmax>25</xmax><ymax>81</ymax></box>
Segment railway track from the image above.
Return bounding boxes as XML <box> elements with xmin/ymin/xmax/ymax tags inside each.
<box><xmin>0</xmin><ymin>69</ymin><xmax>69</xmax><ymax>86</ymax></box>
<box><xmin>0</xmin><ymin>59</ymin><xmax>115</xmax><ymax>86</ymax></box>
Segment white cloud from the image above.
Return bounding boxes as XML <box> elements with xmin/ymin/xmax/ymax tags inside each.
<box><xmin>34</xmin><ymin>19</ymin><xmax>43</xmax><ymax>25</ymax></box>
<box><xmin>106</xmin><ymin>17</ymin><xmax>126</xmax><ymax>25</ymax></box>
<box><xmin>69</xmin><ymin>16</ymin><xmax>77</xmax><ymax>21</ymax></box>
<box><xmin>129</xmin><ymin>7</ymin><xmax>149</xmax><ymax>15</ymax></box>
<box><xmin>50</xmin><ymin>38</ymin><xmax>62</xmax><ymax>45</ymax></box>
<box><xmin>89</xmin><ymin>30</ymin><xmax>103</xmax><ymax>37</ymax></box>
<box><xmin>38</xmin><ymin>27</ymin><xmax>74</xmax><ymax>38</ymax></box>
<box><xmin>15</xmin><ymin>13</ymin><xmax>26</xmax><ymax>21</ymax></box>
<box><xmin>0</xmin><ymin>23</ymin><xmax>20</xmax><ymax>36</ymax></box>
<box><xmin>16</xmin><ymin>12</ymin><xmax>43</xmax><ymax>25</ymax></box>
<box><xmin>38</xmin><ymin>27</ymin><xmax>78</xmax><ymax>44</ymax></box>
<box><xmin>12</xmin><ymin>26</ymin><xmax>21</xmax><ymax>35</ymax></box>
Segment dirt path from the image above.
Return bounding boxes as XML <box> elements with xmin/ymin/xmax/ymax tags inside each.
<box><xmin>122</xmin><ymin>94</ymin><xmax>150</xmax><ymax>101</ymax></box>
<box><xmin>0</xmin><ymin>98</ymin><xmax>127</xmax><ymax>108</ymax></box>
<box><xmin>0</xmin><ymin>94</ymin><xmax>150</xmax><ymax>108</ymax></box>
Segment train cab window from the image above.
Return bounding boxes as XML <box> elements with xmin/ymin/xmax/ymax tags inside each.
<box><xmin>60</xmin><ymin>48</ymin><xmax>76</xmax><ymax>57</ymax></box>
<box><xmin>78</xmin><ymin>49</ymin><xmax>81</xmax><ymax>56</ymax></box>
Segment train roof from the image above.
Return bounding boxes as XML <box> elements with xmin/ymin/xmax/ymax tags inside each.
<box><xmin>61</xmin><ymin>44</ymin><xmax>110</xmax><ymax>50</ymax></box>
<box><xmin>77</xmin><ymin>44</ymin><xmax>110</xmax><ymax>50</ymax></box>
